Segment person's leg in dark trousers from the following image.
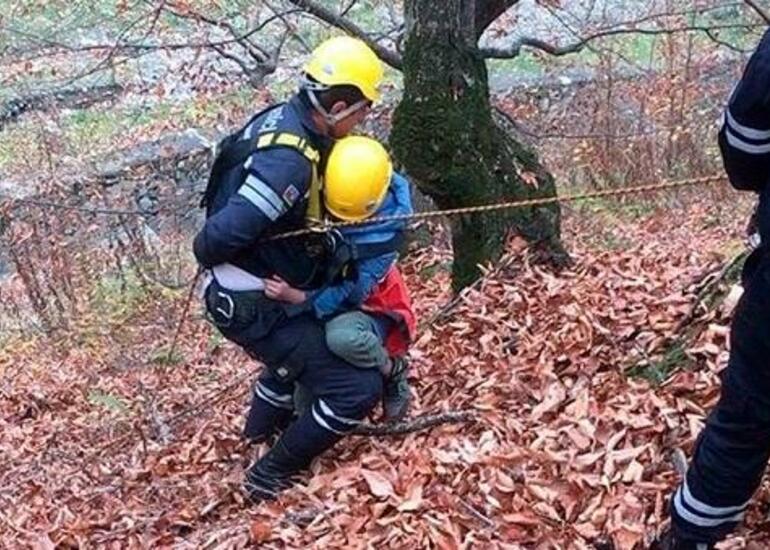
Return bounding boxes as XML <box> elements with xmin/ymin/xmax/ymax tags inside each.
<box><xmin>243</xmin><ymin>370</ymin><xmax>295</xmax><ymax>442</ymax></box>
<box><xmin>234</xmin><ymin>314</ymin><xmax>382</xmax><ymax>500</ymax></box>
<box><xmin>663</xmin><ymin>251</ymin><xmax>770</xmax><ymax>548</ymax></box>
<box><xmin>204</xmin><ymin>282</ymin><xmax>301</xmax><ymax>443</ymax></box>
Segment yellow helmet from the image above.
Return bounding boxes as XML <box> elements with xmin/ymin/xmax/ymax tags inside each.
<box><xmin>324</xmin><ymin>136</ymin><xmax>392</xmax><ymax>221</ymax></box>
<box><xmin>304</xmin><ymin>36</ymin><xmax>384</xmax><ymax>102</ymax></box>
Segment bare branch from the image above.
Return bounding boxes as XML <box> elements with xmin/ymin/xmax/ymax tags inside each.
<box><xmin>481</xmin><ymin>23</ymin><xmax>762</xmax><ymax>59</ymax></box>
<box><xmin>288</xmin><ymin>0</ymin><xmax>403</xmax><ymax>70</ymax></box>
<box><xmin>744</xmin><ymin>0</ymin><xmax>770</xmax><ymax>23</ymax></box>
<box><xmin>210</xmin><ymin>43</ymin><xmax>258</xmax><ymax>78</ymax></box>
<box><xmin>0</xmin><ymin>194</ymin><xmax>149</xmax><ymax>217</ymax></box>
<box><xmin>594</xmin><ymin>2</ymin><xmax>747</xmax><ymax>28</ymax></box>
<box><xmin>263</xmin><ymin>0</ymin><xmax>313</xmax><ymax>53</ymax></box>
<box><xmin>4</xmin><ymin>3</ymin><xmax>297</xmax><ymax>83</ymax></box>
<box><xmin>539</xmin><ymin>2</ymin><xmax>653</xmax><ymax>74</ymax></box>
<box><xmin>158</xmin><ymin>2</ymin><xmax>281</xmax><ymax>63</ymax></box>
<box><xmin>340</xmin><ymin>0</ymin><xmax>358</xmax><ymax>17</ymax></box>
<box><xmin>476</xmin><ymin>0</ymin><xmax>520</xmax><ymax>38</ymax></box>
<box><xmin>704</xmin><ymin>28</ymin><xmax>752</xmax><ymax>53</ymax></box>
<box><xmin>352</xmin><ymin>411</ymin><xmax>477</xmax><ymax>436</ymax></box>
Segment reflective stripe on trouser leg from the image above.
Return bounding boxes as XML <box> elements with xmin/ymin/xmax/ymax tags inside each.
<box><xmin>278</xmin><ymin>406</ymin><xmax>344</xmax><ymax>468</ymax></box>
<box><xmin>255</xmin><ymin>380</ymin><xmax>294</xmax><ymax>410</ymax></box>
<box><xmin>244</xmin><ymin>376</ymin><xmax>295</xmax><ymax>441</ymax></box>
<box><xmin>310</xmin><ymin>398</ymin><xmax>362</xmax><ymax>435</ymax></box>
<box><xmin>278</xmin><ymin>398</ymin><xmax>368</xmax><ymax>467</ymax></box>
<box><xmin>670</xmin><ymin>260</ymin><xmax>770</xmax><ymax>544</ymax></box>
<box><xmin>672</xmin><ymin>476</ymin><xmax>747</xmax><ymax>529</ymax></box>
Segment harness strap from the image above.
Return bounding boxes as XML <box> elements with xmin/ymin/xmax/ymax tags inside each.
<box><xmin>254</xmin><ymin>132</ymin><xmax>321</xmax><ymax>164</ymax></box>
<box><xmin>254</xmin><ymin>132</ymin><xmax>322</xmax><ymax>222</ymax></box>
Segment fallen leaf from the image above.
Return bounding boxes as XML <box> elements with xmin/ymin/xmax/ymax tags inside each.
<box><xmin>361</xmin><ymin>469</ymin><xmax>395</xmax><ymax>499</ymax></box>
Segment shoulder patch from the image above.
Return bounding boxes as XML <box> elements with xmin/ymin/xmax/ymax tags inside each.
<box><xmin>282</xmin><ymin>184</ymin><xmax>300</xmax><ymax>205</ymax></box>
<box><xmin>259</xmin><ymin>107</ymin><xmax>284</xmax><ymax>133</ymax></box>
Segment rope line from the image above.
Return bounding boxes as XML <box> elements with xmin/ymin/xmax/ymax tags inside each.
<box><xmin>4</xmin><ymin>173</ymin><xmax>724</xmax><ymax>467</ymax></box>
<box><xmin>268</xmin><ymin>174</ymin><xmax>725</xmax><ymax>240</ymax></box>
<box><xmin>0</xmin><ymin>174</ymin><xmax>724</xmax><ymax>234</ymax></box>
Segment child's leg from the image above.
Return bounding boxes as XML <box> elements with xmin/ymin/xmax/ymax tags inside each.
<box><xmin>325</xmin><ymin>312</ymin><xmax>389</xmax><ymax>371</ymax></box>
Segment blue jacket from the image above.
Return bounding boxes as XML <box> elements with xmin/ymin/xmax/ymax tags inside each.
<box><xmin>193</xmin><ymin>95</ymin><xmax>333</xmax><ymax>289</ymax></box>
<box><xmin>310</xmin><ymin>172</ymin><xmax>413</xmax><ymax>319</ymax></box>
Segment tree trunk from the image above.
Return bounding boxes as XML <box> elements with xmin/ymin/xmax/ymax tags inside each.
<box><xmin>390</xmin><ymin>0</ymin><xmax>568</xmax><ymax>290</ymax></box>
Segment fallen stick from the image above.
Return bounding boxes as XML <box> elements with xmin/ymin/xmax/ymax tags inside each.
<box><xmin>459</xmin><ymin>500</ymin><xmax>496</xmax><ymax>529</ymax></box>
<box><xmin>425</xmin><ymin>254</ymin><xmax>520</xmax><ymax>326</ymax></box>
<box><xmin>352</xmin><ymin>411</ymin><xmax>476</xmax><ymax>436</ymax></box>
<box><xmin>673</xmin><ymin>249</ymin><xmax>748</xmax><ymax>333</ymax></box>
<box><xmin>626</xmin><ymin>249</ymin><xmax>748</xmax><ymax>377</ymax></box>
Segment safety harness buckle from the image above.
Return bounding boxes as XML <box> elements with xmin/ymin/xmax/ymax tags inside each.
<box><xmin>215</xmin><ymin>291</ymin><xmax>235</xmax><ymax>322</ymax></box>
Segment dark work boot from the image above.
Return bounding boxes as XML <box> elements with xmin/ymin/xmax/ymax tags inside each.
<box><xmin>243</xmin><ymin>439</ymin><xmax>309</xmax><ymax>502</ymax></box>
<box><xmin>244</xmin><ymin>404</ymin><xmax>347</xmax><ymax>502</ymax></box>
<box><xmin>383</xmin><ymin>356</ymin><xmax>411</xmax><ymax>421</ymax></box>
<box><xmin>650</xmin><ymin>527</ymin><xmax>714</xmax><ymax>550</ymax></box>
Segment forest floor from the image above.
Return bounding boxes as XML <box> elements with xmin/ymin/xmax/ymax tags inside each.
<box><xmin>2</xmin><ymin>184</ymin><xmax>764</xmax><ymax>549</ymax></box>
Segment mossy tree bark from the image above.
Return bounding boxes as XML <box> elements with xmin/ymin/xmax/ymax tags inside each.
<box><xmin>390</xmin><ymin>0</ymin><xmax>569</xmax><ymax>290</ymax></box>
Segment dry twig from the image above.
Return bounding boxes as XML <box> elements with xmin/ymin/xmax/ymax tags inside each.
<box><xmin>352</xmin><ymin>411</ymin><xmax>476</xmax><ymax>436</ymax></box>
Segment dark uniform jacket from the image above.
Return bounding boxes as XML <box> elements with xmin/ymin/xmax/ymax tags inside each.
<box><xmin>193</xmin><ymin>95</ymin><xmax>332</xmax><ymax>288</ymax></box>
<box><xmin>719</xmin><ymin>28</ymin><xmax>770</xmax><ymax>242</ymax></box>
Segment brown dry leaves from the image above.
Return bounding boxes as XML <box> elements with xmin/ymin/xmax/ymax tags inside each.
<box><xmin>1</xmin><ymin>190</ymin><xmax>767</xmax><ymax>548</ymax></box>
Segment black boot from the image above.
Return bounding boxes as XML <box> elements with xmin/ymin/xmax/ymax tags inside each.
<box><xmin>243</xmin><ymin>439</ymin><xmax>309</xmax><ymax>502</ymax></box>
<box><xmin>650</xmin><ymin>527</ymin><xmax>714</xmax><ymax>550</ymax></box>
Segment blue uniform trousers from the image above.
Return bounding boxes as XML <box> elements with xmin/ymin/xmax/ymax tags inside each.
<box><xmin>205</xmin><ymin>279</ymin><xmax>382</xmax><ymax>464</ymax></box>
<box><xmin>671</xmin><ymin>246</ymin><xmax>770</xmax><ymax>543</ymax></box>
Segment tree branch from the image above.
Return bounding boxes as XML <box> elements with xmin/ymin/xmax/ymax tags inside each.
<box><xmin>744</xmin><ymin>0</ymin><xmax>770</xmax><ymax>24</ymax></box>
<box><xmin>264</xmin><ymin>0</ymin><xmax>313</xmax><ymax>53</ymax></box>
<box><xmin>352</xmin><ymin>411</ymin><xmax>476</xmax><ymax>436</ymax></box>
<box><xmin>340</xmin><ymin>0</ymin><xmax>358</xmax><ymax>17</ymax></box>
<box><xmin>475</xmin><ymin>0</ymin><xmax>520</xmax><ymax>38</ymax></box>
<box><xmin>481</xmin><ymin>23</ymin><xmax>762</xmax><ymax>59</ymax></box>
<box><xmin>704</xmin><ymin>28</ymin><xmax>752</xmax><ymax>53</ymax></box>
<box><xmin>288</xmin><ymin>0</ymin><xmax>403</xmax><ymax>70</ymax></box>
<box><xmin>5</xmin><ymin>7</ymin><xmax>297</xmax><ymax>60</ymax></box>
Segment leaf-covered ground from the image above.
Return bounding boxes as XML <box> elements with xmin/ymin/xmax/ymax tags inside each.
<box><xmin>1</xmin><ymin>186</ymin><xmax>765</xmax><ymax>549</ymax></box>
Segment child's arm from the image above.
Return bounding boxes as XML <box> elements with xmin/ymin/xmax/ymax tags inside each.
<box><xmin>265</xmin><ymin>172</ymin><xmax>412</xmax><ymax>316</ymax></box>
<box><xmin>264</xmin><ymin>276</ymin><xmax>306</xmax><ymax>304</ymax></box>
<box><xmin>309</xmin><ymin>173</ymin><xmax>412</xmax><ymax>317</ymax></box>
<box><xmin>263</xmin><ymin>253</ymin><xmax>396</xmax><ymax>318</ymax></box>
<box><xmin>311</xmin><ymin>252</ymin><xmax>396</xmax><ymax>319</ymax></box>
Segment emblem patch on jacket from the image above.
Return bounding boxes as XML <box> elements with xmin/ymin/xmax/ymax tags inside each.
<box><xmin>283</xmin><ymin>184</ymin><xmax>300</xmax><ymax>205</ymax></box>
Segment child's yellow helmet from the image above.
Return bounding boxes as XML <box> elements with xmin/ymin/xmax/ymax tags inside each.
<box><xmin>324</xmin><ymin>136</ymin><xmax>392</xmax><ymax>221</ymax></box>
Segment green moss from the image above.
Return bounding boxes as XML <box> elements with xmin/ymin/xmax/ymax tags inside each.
<box><xmin>628</xmin><ymin>341</ymin><xmax>690</xmax><ymax>385</ymax></box>
<box><xmin>64</xmin><ymin>108</ymin><xmax>124</xmax><ymax>150</ymax></box>
<box><xmin>149</xmin><ymin>345</ymin><xmax>184</xmax><ymax>366</ymax></box>
<box><xmin>87</xmin><ymin>389</ymin><xmax>129</xmax><ymax>414</ymax></box>
<box><xmin>88</xmin><ymin>270</ymin><xmax>148</xmax><ymax>322</ymax></box>
<box><xmin>488</xmin><ymin>52</ymin><xmax>544</xmax><ymax>77</ymax></box>
<box><xmin>0</xmin><ymin>125</ymin><xmax>36</xmax><ymax>170</ymax></box>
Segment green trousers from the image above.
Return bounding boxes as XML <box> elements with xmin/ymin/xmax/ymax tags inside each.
<box><xmin>294</xmin><ymin>311</ymin><xmax>388</xmax><ymax>414</ymax></box>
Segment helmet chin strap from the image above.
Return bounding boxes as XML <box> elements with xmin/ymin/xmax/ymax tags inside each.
<box><xmin>304</xmin><ymin>86</ymin><xmax>368</xmax><ymax>129</ymax></box>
